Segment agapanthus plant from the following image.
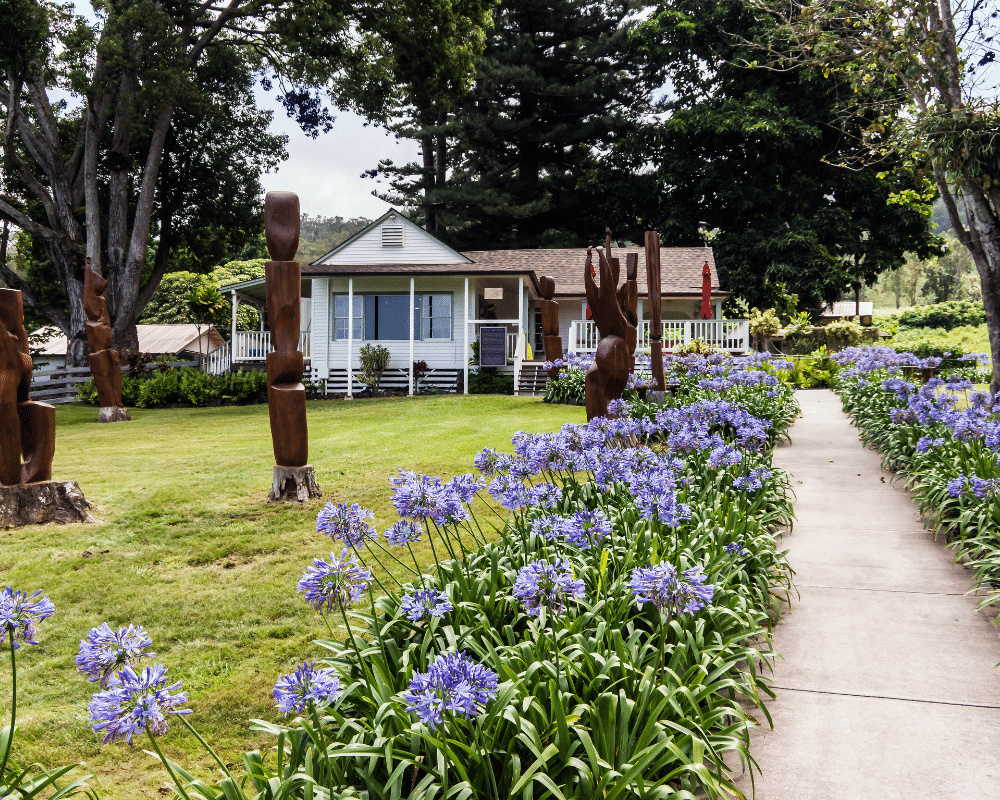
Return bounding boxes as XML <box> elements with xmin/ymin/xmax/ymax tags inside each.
<box><xmin>76</xmin><ymin>623</ymin><xmax>155</xmax><ymax>687</ymax></box>
<box><xmin>404</xmin><ymin>650</ymin><xmax>498</xmax><ymax>730</ymax></box>
<box><xmin>297</xmin><ymin>549</ymin><xmax>372</xmax><ymax>615</ymax></box>
<box><xmin>316</xmin><ymin>502</ymin><xmax>378</xmax><ymax>546</ymax></box>
<box><xmin>629</xmin><ymin>562</ymin><xmax>715</xmax><ymax>618</ymax></box>
<box><xmin>0</xmin><ymin>587</ymin><xmax>54</xmax><ymax>650</ymax></box>
<box><xmin>512</xmin><ymin>558</ymin><xmax>585</xmax><ymax>617</ymax></box>
<box><xmin>273</xmin><ymin>661</ymin><xmax>342</xmax><ymax>716</ymax></box>
<box><xmin>399</xmin><ymin>588</ymin><xmax>453</xmax><ymax>623</ymax></box>
<box><xmin>0</xmin><ymin>586</ymin><xmax>55</xmax><ymax>783</ymax></box>
<box><xmin>88</xmin><ymin>664</ymin><xmax>190</xmax><ymax>745</ymax></box>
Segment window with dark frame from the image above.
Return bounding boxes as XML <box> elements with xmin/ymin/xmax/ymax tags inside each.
<box><xmin>331</xmin><ymin>293</ymin><xmax>453</xmax><ymax>341</ymax></box>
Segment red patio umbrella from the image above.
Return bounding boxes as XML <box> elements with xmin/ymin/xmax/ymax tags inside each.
<box><xmin>700</xmin><ymin>261</ymin><xmax>712</xmax><ymax>319</ymax></box>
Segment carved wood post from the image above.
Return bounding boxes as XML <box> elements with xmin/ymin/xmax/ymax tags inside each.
<box><xmin>84</xmin><ymin>259</ymin><xmax>130</xmax><ymax>422</ymax></box>
<box><xmin>584</xmin><ymin>246</ymin><xmax>632</xmax><ymax>421</ymax></box>
<box><xmin>645</xmin><ymin>232</ymin><xmax>665</xmax><ymax>391</ymax></box>
<box><xmin>0</xmin><ymin>289</ymin><xmax>92</xmax><ymax>528</ymax></box>
<box><xmin>539</xmin><ymin>276</ymin><xmax>563</xmax><ymax>379</ymax></box>
<box><xmin>264</xmin><ymin>191</ymin><xmax>321</xmax><ymax>502</ymax></box>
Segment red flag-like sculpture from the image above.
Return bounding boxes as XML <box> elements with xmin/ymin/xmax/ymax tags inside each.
<box><xmin>700</xmin><ymin>261</ymin><xmax>712</xmax><ymax>320</ymax></box>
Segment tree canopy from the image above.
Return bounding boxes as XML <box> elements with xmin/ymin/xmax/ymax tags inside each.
<box><xmin>0</xmin><ymin>0</ymin><xmax>492</xmax><ymax>365</ymax></box>
<box><xmin>595</xmin><ymin>0</ymin><xmax>941</xmax><ymax>312</ymax></box>
<box><xmin>743</xmin><ymin>0</ymin><xmax>1000</xmax><ymax>388</ymax></box>
<box><xmin>368</xmin><ymin>0</ymin><xmax>653</xmax><ymax>248</ymax></box>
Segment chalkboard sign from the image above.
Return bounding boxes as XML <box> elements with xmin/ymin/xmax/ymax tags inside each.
<box><xmin>479</xmin><ymin>326</ymin><xmax>508</xmax><ymax>367</ymax></box>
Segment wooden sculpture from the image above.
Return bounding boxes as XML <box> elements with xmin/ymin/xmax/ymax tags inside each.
<box><xmin>539</xmin><ymin>276</ymin><xmax>562</xmax><ymax>380</ymax></box>
<box><xmin>84</xmin><ymin>259</ymin><xmax>130</xmax><ymax>422</ymax></box>
<box><xmin>604</xmin><ymin>228</ymin><xmax>639</xmax><ymax>370</ymax></box>
<box><xmin>264</xmin><ymin>191</ymin><xmax>320</xmax><ymax>502</ymax></box>
<box><xmin>0</xmin><ymin>288</ymin><xmax>93</xmax><ymax>528</ymax></box>
<box><xmin>584</xmin><ymin>246</ymin><xmax>635</xmax><ymax>421</ymax></box>
<box><xmin>645</xmin><ymin>231</ymin><xmax>665</xmax><ymax>391</ymax></box>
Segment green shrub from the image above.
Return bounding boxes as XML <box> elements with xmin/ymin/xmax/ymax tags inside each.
<box><xmin>673</xmin><ymin>338</ymin><xmax>725</xmax><ymax>355</ymax></box>
<box><xmin>468</xmin><ymin>369</ymin><xmax>514</xmax><ymax>394</ymax></box>
<box><xmin>359</xmin><ymin>344</ymin><xmax>391</xmax><ymax>394</ymax></box>
<box><xmin>749</xmin><ymin>308</ymin><xmax>780</xmax><ymax>349</ymax></box>
<box><xmin>77</xmin><ymin>368</ymin><xmax>268</xmax><ymax>408</ymax></box>
<box><xmin>823</xmin><ymin>317</ymin><xmax>865</xmax><ymax>350</ymax></box>
<box><xmin>898</xmin><ymin>300</ymin><xmax>985</xmax><ymax>331</ymax></box>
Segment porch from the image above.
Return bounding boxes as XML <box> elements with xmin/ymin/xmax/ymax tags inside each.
<box><xmin>567</xmin><ymin>319</ymin><xmax>751</xmax><ymax>355</ymax></box>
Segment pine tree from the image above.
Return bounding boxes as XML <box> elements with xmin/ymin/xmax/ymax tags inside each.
<box><xmin>368</xmin><ymin>0</ymin><xmax>651</xmax><ymax>248</ymax></box>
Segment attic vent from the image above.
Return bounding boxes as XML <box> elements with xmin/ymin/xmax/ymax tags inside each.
<box><xmin>381</xmin><ymin>218</ymin><xmax>404</xmax><ymax>247</ymax></box>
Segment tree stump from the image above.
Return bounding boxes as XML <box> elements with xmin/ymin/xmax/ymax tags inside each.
<box><xmin>267</xmin><ymin>465</ymin><xmax>321</xmax><ymax>503</ymax></box>
<box><xmin>98</xmin><ymin>407</ymin><xmax>131</xmax><ymax>423</ymax></box>
<box><xmin>0</xmin><ymin>481</ymin><xmax>96</xmax><ymax>529</ymax></box>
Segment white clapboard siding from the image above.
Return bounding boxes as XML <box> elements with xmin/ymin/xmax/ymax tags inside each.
<box><xmin>317</xmin><ymin>214</ymin><xmax>470</xmax><ymax>266</ymax></box>
<box><xmin>310</xmin><ymin>277</ymin><xmax>330</xmax><ymax>380</ymax></box>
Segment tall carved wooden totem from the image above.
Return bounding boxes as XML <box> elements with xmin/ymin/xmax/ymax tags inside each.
<box><xmin>264</xmin><ymin>191</ymin><xmax>321</xmax><ymax>502</ymax></box>
<box><xmin>85</xmin><ymin>259</ymin><xmax>130</xmax><ymax>422</ymax></box>
<box><xmin>0</xmin><ymin>289</ymin><xmax>93</xmax><ymax>527</ymax></box>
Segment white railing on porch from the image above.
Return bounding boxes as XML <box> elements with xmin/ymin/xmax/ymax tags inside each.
<box><xmin>229</xmin><ymin>331</ymin><xmax>311</xmax><ymax>361</ymax></box>
<box><xmin>204</xmin><ymin>342</ymin><xmax>231</xmax><ymax>375</ymax></box>
<box><xmin>568</xmin><ymin>319</ymin><xmax>750</xmax><ymax>355</ymax></box>
<box><xmin>203</xmin><ymin>331</ymin><xmax>311</xmax><ymax>375</ymax></box>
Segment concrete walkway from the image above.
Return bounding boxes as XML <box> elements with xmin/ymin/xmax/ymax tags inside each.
<box><xmin>734</xmin><ymin>389</ymin><xmax>1000</xmax><ymax>799</ymax></box>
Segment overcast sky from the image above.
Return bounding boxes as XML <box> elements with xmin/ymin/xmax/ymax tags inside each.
<box><xmin>255</xmin><ymin>92</ymin><xmax>420</xmax><ymax>221</ymax></box>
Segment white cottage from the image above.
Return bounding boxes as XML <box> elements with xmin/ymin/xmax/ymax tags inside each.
<box><xmin>213</xmin><ymin>210</ymin><xmax>749</xmax><ymax>395</ymax></box>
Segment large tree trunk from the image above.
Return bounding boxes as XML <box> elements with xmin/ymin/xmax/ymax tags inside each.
<box><xmin>962</xmin><ymin>189</ymin><xmax>1000</xmax><ymax>395</ymax></box>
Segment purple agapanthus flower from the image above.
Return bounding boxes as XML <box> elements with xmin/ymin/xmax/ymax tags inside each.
<box><xmin>315</xmin><ymin>502</ymin><xmax>378</xmax><ymax>546</ymax></box>
<box><xmin>445</xmin><ymin>473</ymin><xmax>486</xmax><ymax>504</ymax></box>
<box><xmin>560</xmin><ymin>509</ymin><xmax>612</xmax><ymax>548</ymax></box>
<box><xmin>404</xmin><ymin>650</ymin><xmax>499</xmax><ymax>730</ymax></box>
<box><xmin>273</xmin><ymin>661</ymin><xmax>342</xmax><ymax>716</ymax></box>
<box><xmin>512</xmin><ymin>558</ymin><xmax>585</xmax><ymax>616</ymax></box>
<box><xmin>629</xmin><ymin>562</ymin><xmax>714</xmax><ymax>617</ymax></box>
<box><xmin>76</xmin><ymin>623</ymin><xmax>155</xmax><ymax>686</ymax></box>
<box><xmin>88</xmin><ymin>664</ymin><xmax>190</xmax><ymax>745</ymax></box>
<box><xmin>724</xmin><ymin>541</ymin><xmax>745</xmax><ymax>556</ymax></box>
<box><xmin>473</xmin><ymin>448</ymin><xmax>513</xmax><ymax>478</ymax></box>
<box><xmin>297</xmin><ymin>549</ymin><xmax>372</xmax><ymax>614</ymax></box>
<box><xmin>390</xmin><ymin>470</ymin><xmax>470</xmax><ymax>526</ymax></box>
<box><xmin>385</xmin><ymin>519</ymin><xmax>422</xmax><ymax>546</ymax></box>
<box><xmin>733</xmin><ymin>467</ymin><xmax>773</xmax><ymax>492</ymax></box>
<box><xmin>0</xmin><ymin>587</ymin><xmax>55</xmax><ymax>650</ymax></box>
<box><xmin>400</xmin><ymin>588</ymin><xmax>453</xmax><ymax>623</ymax></box>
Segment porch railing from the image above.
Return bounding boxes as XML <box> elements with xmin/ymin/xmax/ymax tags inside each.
<box><xmin>203</xmin><ymin>331</ymin><xmax>311</xmax><ymax>375</ymax></box>
<box><xmin>569</xmin><ymin>319</ymin><xmax>750</xmax><ymax>355</ymax></box>
<box><xmin>229</xmin><ymin>331</ymin><xmax>311</xmax><ymax>362</ymax></box>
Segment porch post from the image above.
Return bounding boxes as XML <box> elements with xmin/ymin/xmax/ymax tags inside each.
<box><xmin>347</xmin><ymin>279</ymin><xmax>354</xmax><ymax>398</ymax></box>
<box><xmin>464</xmin><ymin>278</ymin><xmax>470</xmax><ymax>395</ymax></box>
<box><xmin>229</xmin><ymin>291</ymin><xmax>237</xmax><ymax>343</ymax></box>
<box><xmin>409</xmin><ymin>278</ymin><xmax>415</xmax><ymax>396</ymax></box>
<box><xmin>714</xmin><ymin>299</ymin><xmax>722</xmax><ymax>319</ymax></box>
<box><xmin>518</xmin><ymin>277</ymin><xmax>525</xmax><ymax>356</ymax></box>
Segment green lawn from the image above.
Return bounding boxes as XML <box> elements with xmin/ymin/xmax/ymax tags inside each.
<box><xmin>3</xmin><ymin>395</ymin><xmax>585</xmax><ymax>799</ymax></box>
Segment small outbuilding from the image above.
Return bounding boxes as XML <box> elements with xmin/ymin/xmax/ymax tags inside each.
<box><xmin>33</xmin><ymin>324</ymin><xmax>225</xmax><ymax>370</ymax></box>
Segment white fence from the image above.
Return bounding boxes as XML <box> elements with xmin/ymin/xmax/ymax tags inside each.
<box><xmin>568</xmin><ymin>319</ymin><xmax>750</xmax><ymax>354</ymax></box>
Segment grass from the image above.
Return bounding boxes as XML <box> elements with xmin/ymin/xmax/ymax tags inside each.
<box><xmin>2</xmin><ymin>395</ymin><xmax>585</xmax><ymax>799</ymax></box>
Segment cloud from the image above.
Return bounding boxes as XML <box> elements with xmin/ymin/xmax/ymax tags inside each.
<box><xmin>256</xmin><ymin>91</ymin><xmax>420</xmax><ymax>220</ymax></box>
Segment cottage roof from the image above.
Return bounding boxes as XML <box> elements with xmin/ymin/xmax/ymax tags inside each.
<box><xmin>33</xmin><ymin>324</ymin><xmax>224</xmax><ymax>356</ymax></box>
<box><xmin>302</xmin><ymin>246</ymin><xmax>728</xmax><ymax>299</ymax></box>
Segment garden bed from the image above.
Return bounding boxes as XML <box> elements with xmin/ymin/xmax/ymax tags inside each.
<box><xmin>4</xmin><ymin>361</ymin><xmax>801</xmax><ymax>798</ymax></box>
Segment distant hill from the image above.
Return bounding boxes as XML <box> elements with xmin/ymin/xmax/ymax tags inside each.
<box><xmin>298</xmin><ymin>216</ymin><xmax>372</xmax><ymax>264</ymax></box>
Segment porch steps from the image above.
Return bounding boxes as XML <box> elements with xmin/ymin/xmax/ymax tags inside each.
<box><xmin>515</xmin><ymin>362</ymin><xmax>549</xmax><ymax>397</ymax></box>
<box><xmin>321</xmin><ymin>368</ymin><xmax>463</xmax><ymax>396</ymax></box>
